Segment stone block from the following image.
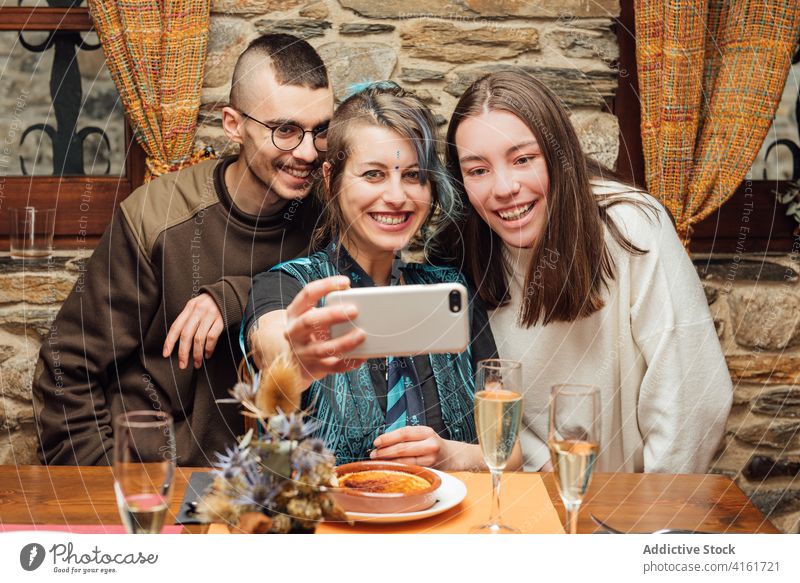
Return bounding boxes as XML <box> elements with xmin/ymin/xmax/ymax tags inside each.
<box><xmin>734</xmin><ymin>418</ymin><xmax>800</xmax><ymax>449</ymax></box>
<box><xmin>751</xmin><ymin>388</ymin><xmax>800</xmax><ymax>418</ymax></box>
<box><xmin>0</xmin><ymin>271</ymin><xmax>76</xmax><ymax>305</ymax></box>
<box><xmin>205</xmin><ymin>17</ymin><xmax>252</xmax><ymax>88</ymax></box>
<box><xmin>198</xmin><ymin>106</ymin><xmax>223</xmax><ymax>127</ymax></box>
<box><xmin>726</xmin><ymin>354</ymin><xmax>800</xmax><ymax>385</ymax></box>
<box><xmin>548</xmin><ymin>21</ymin><xmax>619</xmax><ymax>61</ymax></box>
<box><xmin>340</xmin><ymin>23</ymin><xmax>395</xmax><ymax>35</ymax></box>
<box><xmin>0</xmin><ymin>399</ymin><xmax>33</xmax><ymax>431</ymax></box>
<box><xmin>0</xmin><ymin>305</ymin><xmax>59</xmax><ymax>339</ymax></box>
<box><xmin>212</xmin><ymin>0</ymin><xmax>304</xmax><ymax>15</ymax></box>
<box><xmin>317</xmin><ymin>43</ymin><xmax>397</xmax><ymax>101</ymax></box>
<box><xmin>0</xmin><ymin>256</ymin><xmax>74</xmax><ymax>274</ymax></box>
<box><xmin>733</xmin><ymin>383</ymin><xmax>770</xmax><ymax>407</ymax></box>
<box><xmin>744</xmin><ymin>486</ymin><xmax>800</xmax><ymax>516</ymax></box>
<box><xmin>728</xmin><ymin>287</ymin><xmax>800</xmax><ymax>350</ymax></box>
<box><xmin>0</xmin><ymin>339</ymin><xmax>39</xmax><ymax>403</ymax></box>
<box><xmin>570</xmin><ymin>110</ymin><xmax>619</xmax><ymax>171</ymax></box>
<box><xmin>0</xmin><ymin>423</ymin><xmax>39</xmax><ymax>465</ymax></box>
<box><xmin>444</xmin><ymin>65</ymin><xmax>615</xmax><ymax>107</ymax></box>
<box><xmin>399</xmin><ymin>67</ymin><xmax>447</xmax><ymax>84</ymax></box>
<box><xmin>299</xmin><ymin>1</ymin><xmax>330</xmax><ymax>19</ymax></box>
<box><xmin>254</xmin><ymin>18</ymin><xmax>331</xmax><ymax>40</ymax></box>
<box><xmin>744</xmin><ymin>454</ymin><xmax>800</xmax><ymax>480</ymax></box>
<box><xmin>339</xmin><ymin>0</ymin><xmax>471</xmax><ymax>19</ymax></box>
<box><xmin>464</xmin><ymin>0</ymin><xmax>620</xmax><ymax>18</ymax></box>
<box><xmin>400</xmin><ymin>21</ymin><xmax>539</xmax><ymax>64</ymax></box>
<box><xmin>695</xmin><ymin>257</ymin><xmax>798</xmax><ymax>283</ymax></box>
<box><xmin>201</xmin><ymin>86</ymin><xmax>231</xmax><ymax>108</ymax></box>
<box><xmin>338</xmin><ymin>0</ymin><xmax>620</xmax><ymax>19</ymax></box>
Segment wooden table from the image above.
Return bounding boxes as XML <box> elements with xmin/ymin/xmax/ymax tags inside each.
<box><xmin>0</xmin><ymin>465</ymin><xmax>779</xmax><ymax>534</ymax></box>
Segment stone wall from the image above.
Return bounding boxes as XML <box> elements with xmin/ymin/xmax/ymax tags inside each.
<box><xmin>701</xmin><ymin>252</ymin><xmax>800</xmax><ymax>534</ymax></box>
<box><xmin>0</xmin><ymin>255</ymin><xmax>89</xmax><ymax>465</ymax></box>
<box><xmin>2</xmin><ymin>0</ymin><xmax>800</xmax><ymax>534</ymax></box>
<box><xmin>196</xmin><ymin>0</ymin><xmax>622</xmax><ymax>169</ymax></box>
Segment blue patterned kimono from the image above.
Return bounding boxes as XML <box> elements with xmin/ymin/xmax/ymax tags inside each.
<box><xmin>268</xmin><ymin>245</ymin><xmax>479</xmax><ymax>464</ymax></box>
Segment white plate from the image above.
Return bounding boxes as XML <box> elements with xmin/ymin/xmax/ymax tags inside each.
<box><xmin>344</xmin><ymin>469</ymin><xmax>467</xmax><ymax>523</ymax></box>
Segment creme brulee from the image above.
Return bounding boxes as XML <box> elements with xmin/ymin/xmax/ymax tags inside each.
<box><xmin>338</xmin><ymin>470</ymin><xmax>431</xmax><ymax>494</ymax></box>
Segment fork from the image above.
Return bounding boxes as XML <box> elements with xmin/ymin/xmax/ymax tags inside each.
<box><xmin>591</xmin><ymin>514</ymin><xmax>711</xmax><ymax>534</ymax></box>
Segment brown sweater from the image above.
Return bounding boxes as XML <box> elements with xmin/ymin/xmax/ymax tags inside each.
<box><xmin>32</xmin><ymin>156</ymin><xmax>318</xmax><ymax>466</ymax></box>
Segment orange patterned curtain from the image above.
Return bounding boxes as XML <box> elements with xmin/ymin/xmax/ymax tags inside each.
<box><xmin>87</xmin><ymin>0</ymin><xmax>213</xmax><ymax>181</ymax></box>
<box><xmin>636</xmin><ymin>0</ymin><xmax>800</xmax><ymax>244</ymax></box>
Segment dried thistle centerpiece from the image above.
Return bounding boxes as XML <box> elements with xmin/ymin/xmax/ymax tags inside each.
<box><xmin>199</xmin><ymin>354</ymin><xmax>346</xmax><ymax>533</ymax></box>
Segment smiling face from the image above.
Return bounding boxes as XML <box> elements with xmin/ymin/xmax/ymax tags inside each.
<box><xmin>225</xmin><ymin>68</ymin><xmax>334</xmax><ymax>203</ymax></box>
<box><xmin>455</xmin><ymin>110</ymin><xmax>550</xmax><ymax>249</ymax></box>
<box><xmin>330</xmin><ymin>124</ymin><xmax>432</xmax><ymax>261</ymax></box>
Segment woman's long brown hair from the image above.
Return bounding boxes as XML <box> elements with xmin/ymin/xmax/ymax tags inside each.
<box><xmin>444</xmin><ymin>71</ymin><xmax>652</xmax><ymax>327</ymax></box>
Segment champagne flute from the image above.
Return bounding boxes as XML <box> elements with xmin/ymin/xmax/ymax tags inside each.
<box><xmin>548</xmin><ymin>384</ymin><xmax>601</xmax><ymax>535</ymax></box>
<box><xmin>113</xmin><ymin>411</ymin><xmax>176</xmax><ymax>534</ymax></box>
<box><xmin>470</xmin><ymin>359</ymin><xmax>523</xmax><ymax>534</ymax></box>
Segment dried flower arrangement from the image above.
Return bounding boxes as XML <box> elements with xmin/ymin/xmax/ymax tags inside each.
<box><xmin>197</xmin><ymin>354</ymin><xmax>347</xmax><ymax>533</ymax></box>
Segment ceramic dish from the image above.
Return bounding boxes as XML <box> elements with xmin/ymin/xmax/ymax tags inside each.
<box><xmin>331</xmin><ymin>461</ymin><xmax>441</xmax><ymax>514</ymax></box>
<box><xmin>343</xmin><ymin>469</ymin><xmax>467</xmax><ymax>523</ymax></box>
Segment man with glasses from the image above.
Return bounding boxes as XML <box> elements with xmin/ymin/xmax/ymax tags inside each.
<box><xmin>33</xmin><ymin>34</ymin><xmax>334</xmax><ymax>466</ymax></box>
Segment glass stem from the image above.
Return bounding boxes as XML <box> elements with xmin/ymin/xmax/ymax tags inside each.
<box><xmin>489</xmin><ymin>469</ymin><xmax>503</xmax><ymax>526</ymax></box>
<box><xmin>564</xmin><ymin>501</ymin><xmax>581</xmax><ymax>535</ymax></box>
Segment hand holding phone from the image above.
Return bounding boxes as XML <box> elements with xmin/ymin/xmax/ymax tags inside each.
<box><xmin>281</xmin><ymin>276</ymin><xmax>367</xmax><ymax>384</ymax></box>
<box><xmin>326</xmin><ymin>283</ymin><xmax>469</xmax><ymax>359</ymax></box>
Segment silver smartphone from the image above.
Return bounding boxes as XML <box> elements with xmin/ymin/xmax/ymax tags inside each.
<box><xmin>326</xmin><ymin>283</ymin><xmax>469</xmax><ymax>358</ymax></box>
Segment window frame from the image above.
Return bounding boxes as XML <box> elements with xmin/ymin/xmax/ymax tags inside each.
<box><xmin>614</xmin><ymin>0</ymin><xmax>797</xmax><ymax>254</ymax></box>
<box><xmin>0</xmin><ymin>6</ymin><xmax>145</xmax><ymax>250</ymax></box>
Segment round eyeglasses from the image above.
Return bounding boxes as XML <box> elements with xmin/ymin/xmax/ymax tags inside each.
<box><xmin>238</xmin><ymin>110</ymin><xmax>328</xmax><ymax>152</ymax></box>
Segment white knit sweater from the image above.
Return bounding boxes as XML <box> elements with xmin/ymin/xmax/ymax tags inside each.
<box><xmin>488</xmin><ymin>182</ymin><xmax>733</xmax><ymax>473</ymax></box>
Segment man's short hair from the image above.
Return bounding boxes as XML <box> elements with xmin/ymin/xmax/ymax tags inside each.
<box><xmin>230</xmin><ymin>33</ymin><xmax>329</xmax><ymax>106</ymax></box>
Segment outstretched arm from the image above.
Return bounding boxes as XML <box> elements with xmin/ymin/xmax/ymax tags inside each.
<box><xmin>246</xmin><ymin>275</ymin><xmax>368</xmax><ymax>386</ymax></box>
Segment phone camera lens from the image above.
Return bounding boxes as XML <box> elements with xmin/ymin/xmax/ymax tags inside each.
<box><xmin>449</xmin><ymin>290</ymin><xmax>462</xmax><ymax>312</ymax></box>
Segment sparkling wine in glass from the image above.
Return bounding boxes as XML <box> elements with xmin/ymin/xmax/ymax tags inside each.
<box><xmin>470</xmin><ymin>359</ymin><xmax>523</xmax><ymax>534</ymax></box>
<box><xmin>548</xmin><ymin>384</ymin><xmax>601</xmax><ymax>535</ymax></box>
<box><xmin>113</xmin><ymin>411</ymin><xmax>176</xmax><ymax>534</ymax></box>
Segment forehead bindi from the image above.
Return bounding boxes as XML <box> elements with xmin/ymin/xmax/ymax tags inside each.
<box><xmin>349</xmin><ymin>126</ymin><xmax>418</xmax><ymax>165</ymax></box>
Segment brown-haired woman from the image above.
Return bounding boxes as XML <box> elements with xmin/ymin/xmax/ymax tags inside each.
<box><xmin>444</xmin><ymin>71</ymin><xmax>732</xmax><ymax>473</ymax></box>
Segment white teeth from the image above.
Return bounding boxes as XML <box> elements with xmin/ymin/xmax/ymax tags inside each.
<box><xmin>283</xmin><ymin>167</ymin><xmax>311</xmax><ymax>178</ymax></box>
<box><xmin>370</xmin><ymin>213</ymin><xmax>408</xmax><ymax>225</ymax></box>
<box><xmin>498</xmin><ymin>203</ymin><xmax>534</xmax><ymax>220</ymax></box>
